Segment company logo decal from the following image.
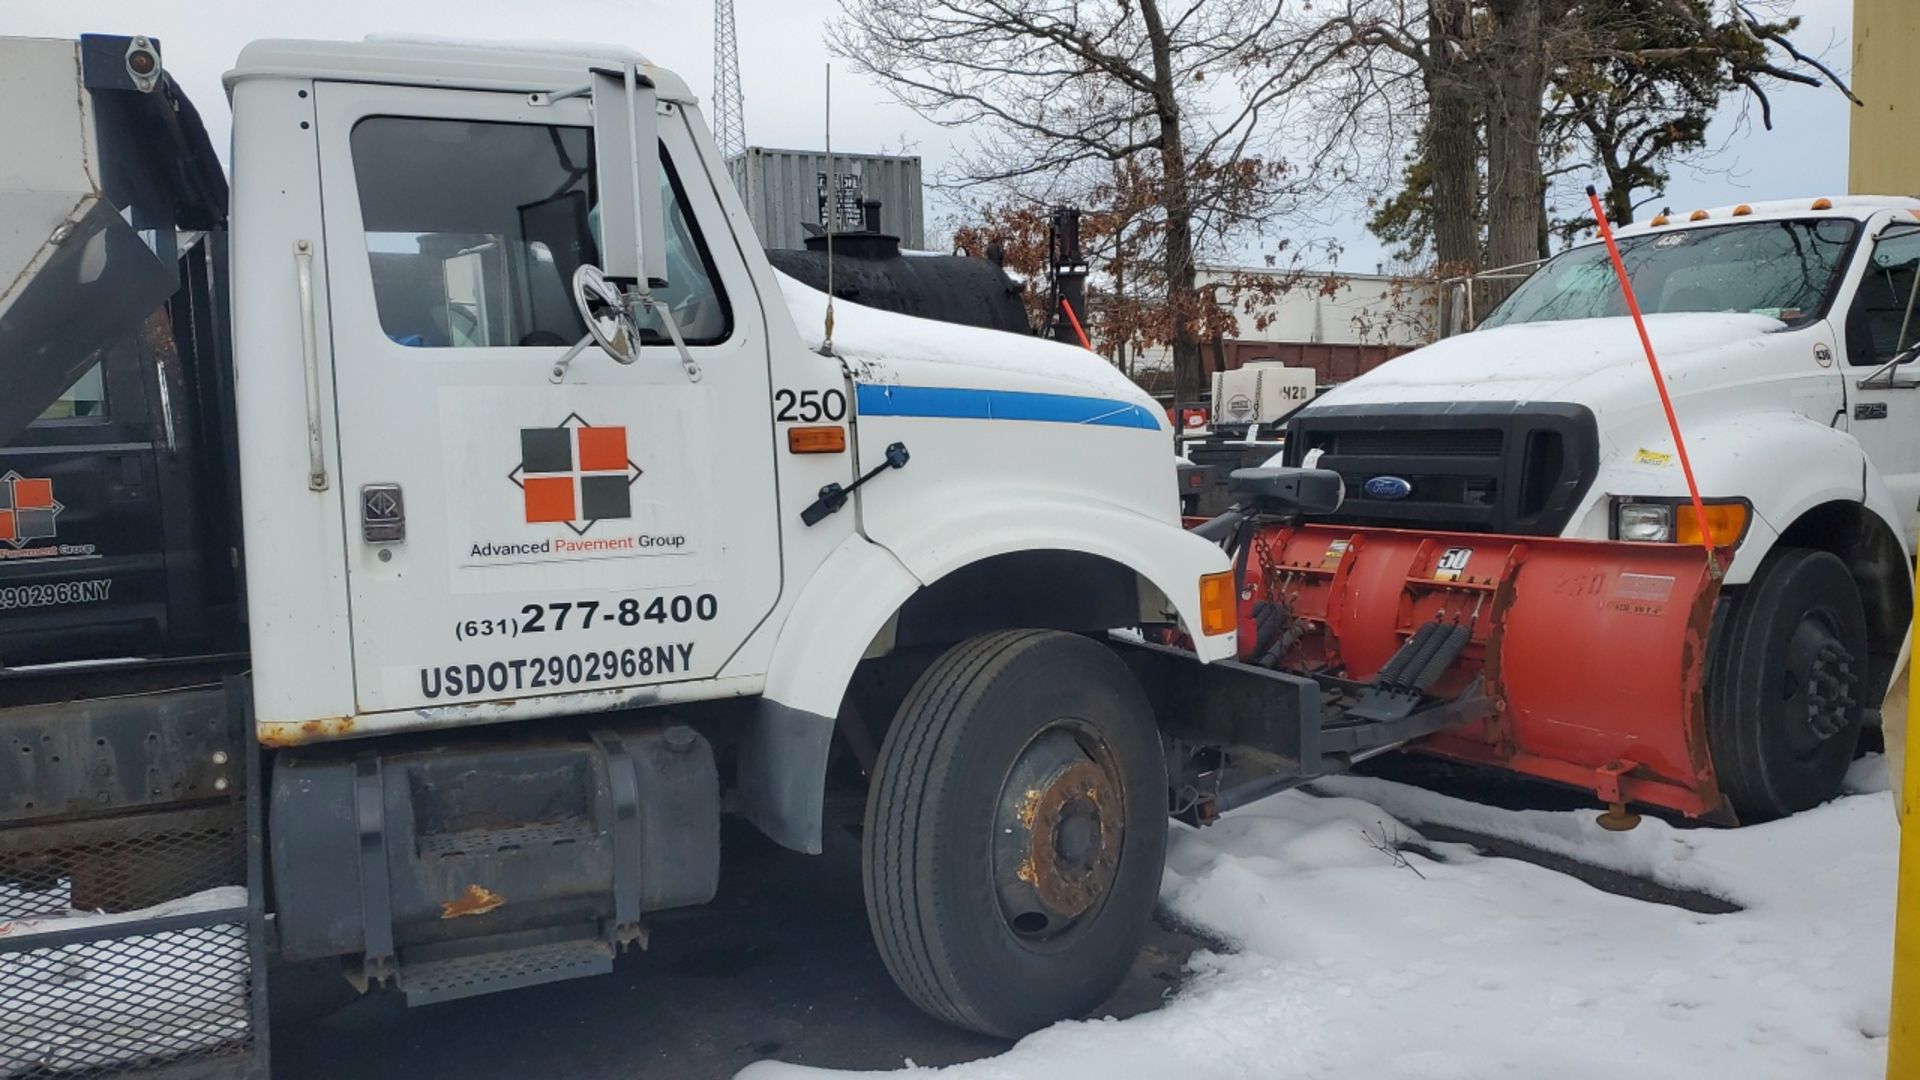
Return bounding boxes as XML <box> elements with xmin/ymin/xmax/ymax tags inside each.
<box><xmin>0</xmin><ymin>472</ymin><xmax>61</xmax><ymax>549</ymax></box>
<box><xmin>508</xmin><ymin>414</ymin><xmax>643</xmax><ymax>536</ymax></box>
<box><xmin>1363</xmin><ymin>475</ymin><xmax>1413</xmax><ymax>501</ymax></box>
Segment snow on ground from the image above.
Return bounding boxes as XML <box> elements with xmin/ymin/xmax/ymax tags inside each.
<box><xmin>739</xmin><ymin>760</ymin><xmax>1896</xmax><ymax>1080</ymax></box>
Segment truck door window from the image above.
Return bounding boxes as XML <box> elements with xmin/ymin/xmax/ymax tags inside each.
<box><xmin>32</xmin><ymin>362</ymin><xmax>108</xmax><ymax>424</ymax></box>
<box><xmin>350</xmin><ymin>116</ymin><xmax>729</xmax><ymax>348</ymax></box>
<box><xmin>1845</xmin><ymin>228</ymin><xmax>1920</xmax><ymax>365</ymax></box>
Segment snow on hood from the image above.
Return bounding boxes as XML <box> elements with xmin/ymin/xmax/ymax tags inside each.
<box><xmin>775</xmin><ymin>271</ymin><xmax>1153</xmax><ymax>405</ymax></box>
<box><xmin>1317</xmin><ymin>312</ymin><xmax>1786</xmax><ymax>407</ymax></box>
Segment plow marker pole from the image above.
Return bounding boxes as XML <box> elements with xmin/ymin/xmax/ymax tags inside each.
<box><xmin>1585</xmin><ymin>186</ymin><xmax>1720</xmax><ymax>578</ymax></box>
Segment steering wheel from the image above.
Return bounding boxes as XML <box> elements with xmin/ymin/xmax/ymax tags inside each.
<box><xmin>571</xmin><ymin>264</ymin><xmax>640</xmax><ymax>365</ymax></box>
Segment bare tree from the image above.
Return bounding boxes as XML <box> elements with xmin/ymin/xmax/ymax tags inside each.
<box><xmin>830</xmin><ymin>0</ymin><xmax>1326</xmax><ymax>415</ymax></box>
<box><xmin>1288</xmin><ymin>0</ymin><xmax>1859</xmax><ymax>307</ymax></box>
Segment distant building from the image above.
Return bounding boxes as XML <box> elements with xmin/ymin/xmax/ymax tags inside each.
<box><xmin>1851</xmin><ymin>0</ymin><xmax>1920</xmax><ymax>195</ymax></box>
<box><xmin>726</xmin><ymin>147</ymin><xmax>925</xmax><ymax>251</ymax></box>
<box><xmin>1125</xmin><ymin>266</ymin><xmax>1440</xmax><ymax>390</ymax></box>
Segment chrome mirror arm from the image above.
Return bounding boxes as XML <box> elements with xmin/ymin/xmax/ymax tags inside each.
<box><xmin>554</xmin><ymin>263</ymin><xmax>701</xmax><ymax>384</ymax></box>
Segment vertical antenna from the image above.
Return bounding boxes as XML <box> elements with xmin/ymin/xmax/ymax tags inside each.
<box><xmin>712</xmin><ymin>0</ymin><xmax>747</xmax><ymax>160</ymax></box>
<box><xmin>822</xmin><ymin>62</ymin><xmax>836</xmax><ymax>355</ymax></box>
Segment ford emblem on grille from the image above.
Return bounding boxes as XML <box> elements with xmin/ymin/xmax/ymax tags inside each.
<box><xmin>1363</xmin><ymin>475</ymin><xmax>1413</xmax><ymax>500</ymax></box>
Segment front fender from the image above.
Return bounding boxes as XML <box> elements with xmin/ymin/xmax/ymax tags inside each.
<box><xmin>1582</xmin><ymin>410</ymin><xmax>1901</xmax><ymax>583</ymax></box>
<box><xmin>745</xmin><ymin>506</ymin><xmax>1230</xmax><ymax>854</ymax></box>
<box><xmin>875</xmin><ymin>489</ymin><xmax>1236</xmax><ymax>661</ymax></box>
<box><xmin>759</xmin><ymin>497</ymin><xmax>1233</xmax><ymax>720</ymax></box>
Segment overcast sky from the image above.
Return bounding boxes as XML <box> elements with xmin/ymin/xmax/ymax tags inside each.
<box><xmin>8</xmin><ymin>0</ymin><xmax>1861</xmax><ymax>271</ymax></box>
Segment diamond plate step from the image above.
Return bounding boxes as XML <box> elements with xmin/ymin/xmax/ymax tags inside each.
<box><xmin>399</xmin><ymin>938</ymin><xmax>613</xmax><ymax>1006</ymax></box>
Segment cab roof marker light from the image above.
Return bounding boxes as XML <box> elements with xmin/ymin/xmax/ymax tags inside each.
<box><xmin>1650</xmin><ymin>214</ymin><xmax>1670</xmax><ymax>227</ymax></box>
<box><xmin>1690</xmin><ymin>210</ymin><xmax>1710</xmax><ymax>222</ymax></box>
<box><xmin>1812</xmin><ymin>197</ymin><xmax>1834</xmax><ymax>210</ymax></box>
<box><xmin>1733</xmin><ymin>204</ymin><xmax>1753</xmax><ymax>217</ymax></box>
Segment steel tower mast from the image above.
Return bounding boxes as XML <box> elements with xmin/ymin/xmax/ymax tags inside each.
<box><xmin>712</xmin><ymin>0</ymin><xmax>747</xmax><ymax>160</ymax></box>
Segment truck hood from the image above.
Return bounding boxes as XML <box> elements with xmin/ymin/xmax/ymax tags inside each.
<box><xmin>1312</xmin><ymin>312</ymin><xmax>1789</xmax><ymax>409</ymax></box>
<box><xmin>774</xmin><ymin>271</ymin><xmax>1163</xmax><ymax>425</ymax></box>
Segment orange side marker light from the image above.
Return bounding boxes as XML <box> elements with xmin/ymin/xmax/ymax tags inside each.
<box><xmin>1199</xmin><ymin>571</ymin><xmax>1237</xmax><ymax>637</ymax></box>
<box><xmin>787</xmin><ymin>426</ymin><xmax>847</xmax><ymax>454</ymax></box>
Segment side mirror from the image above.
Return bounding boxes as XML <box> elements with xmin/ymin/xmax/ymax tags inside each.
<box><xmin>1228</xmin><ymin>467</ymin><xmax>1346</xmax><ymax>516</ymax></box>
<box><xmin>590</xmin><ymin>62</ymin><xmax>667</xmax><ymax>289</ymax></box>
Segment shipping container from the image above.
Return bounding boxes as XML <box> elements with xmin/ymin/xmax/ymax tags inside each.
<box><xmin>726</xmin><ymin>146</ymin><xmax>925</xmax><ymax>252</ymax></box>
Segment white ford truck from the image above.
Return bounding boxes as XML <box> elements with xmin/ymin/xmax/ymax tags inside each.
<box><xmin>1284</xmin><ymin>196</ymin><xmax>1920</xmax><ymax>819</ymax></box>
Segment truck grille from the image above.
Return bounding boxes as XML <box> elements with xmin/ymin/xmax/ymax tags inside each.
<box><xmin>1286</xmin><ymin>402</ymin><xmax>1599</xmax><ymax>535</ymax></box>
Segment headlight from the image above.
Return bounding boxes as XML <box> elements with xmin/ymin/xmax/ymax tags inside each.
<box><xmin>1614</xmin><ymin>499</ymin><xmax>1752</xmax><ymax>546</ymax></box>
<box><xmin>1616</xmin><ymin>502</ymin><xmax>1674</xmax><ymax>542</ymax></box>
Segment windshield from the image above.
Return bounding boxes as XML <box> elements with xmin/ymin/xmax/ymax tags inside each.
<box><xmin>1479</xmin><ymin>218</ymin><xmax>1859</xmax><ymax>331</ymax></box>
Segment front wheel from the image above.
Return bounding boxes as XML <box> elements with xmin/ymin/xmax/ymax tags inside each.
<box><xmin>1706</xmin><ymin>547</ymin><xmax>1869</xmax><ymax>820</ymax></box>
<box><xmin>862</xmin><ymin>630</ymin><xmax>1167</xmax><ymax>1037</ymax></box>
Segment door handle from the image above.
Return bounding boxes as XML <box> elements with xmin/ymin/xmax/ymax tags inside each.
<box><xmin>361</xmin><ymin>483</ymin><xmax>405</xmax><ymax>543</ymax></box>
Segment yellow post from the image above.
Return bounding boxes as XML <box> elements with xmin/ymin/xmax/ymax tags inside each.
<box><xmin>1893</xmin><ymin>630</ymin><xmax>1918</xmax><ymax>1079</ymax></box>
<box><xmin>1850</xmin><ymin>0</ymin><xmax>1920</xmax><ymax>196</ymax></box>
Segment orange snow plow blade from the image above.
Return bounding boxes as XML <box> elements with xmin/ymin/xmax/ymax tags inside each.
<box><xmin>1243</xmin><ymin>523</ymin><xmax>1732</xmax><ymax>820</ymax></box>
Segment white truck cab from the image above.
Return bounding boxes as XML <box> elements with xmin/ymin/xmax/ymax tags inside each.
<box><xmin>225</xmin><ymin>38</ymin><xmax>1228</xmax><ymax>741</ymax></box>
<box><xmin>1287</xmin><ymin>195</ymin><xmax>1920</xmax><ymax>818</ymax></box>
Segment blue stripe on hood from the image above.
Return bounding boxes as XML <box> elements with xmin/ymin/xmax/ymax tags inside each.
<box><xmin>855</xmin><ymin>383</ymin><xmax>1162</xmax><ymax>430</ymax></box>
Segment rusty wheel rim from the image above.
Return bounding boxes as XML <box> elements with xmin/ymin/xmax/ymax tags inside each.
<box><xmin>990</xmin><ymin>723</ymin><xmax>1124</xmax><ymax>943</ymax></box>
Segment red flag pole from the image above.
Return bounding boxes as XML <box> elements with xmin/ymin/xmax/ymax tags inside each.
<box><xmin>1060</xmin><ymin>298</ymin><xmax>1092</xmax><ymax>350</ymax></box>
<box><xmin>1585</xmin><ymin>185</ymin><xmax>1720</xmax><ymax>577</ymax></box>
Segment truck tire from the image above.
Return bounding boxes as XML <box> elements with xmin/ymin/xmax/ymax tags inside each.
<box><xmin>862</xmin><ymin>630</ymin><xmax>1166</xmax><ymax>1037</ymax></box>
<box><xmin>1707</xmin><ymin>547</ymin><xmax>1868</xmax><ymax>820</ymax></box>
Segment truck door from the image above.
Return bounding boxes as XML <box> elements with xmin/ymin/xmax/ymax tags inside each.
<box><xmin>1841</xmin><ymin>219</ymin><xmax>1920</xmax><ymax>541</ymax></box>
<box><xmin>313</xmin><ymin>84</ymin><xmax>781</xmax><ymax>713</ymax></box>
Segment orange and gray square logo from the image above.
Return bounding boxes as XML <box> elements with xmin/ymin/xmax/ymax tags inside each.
<box><xmin>0</xmin><ymin>471</ymin><xmax>61</xmax><ymax>549</ymax></box>
<box><xmin>508</xmin><ymin>414</ymin><xmax>642</xmax><ymax>535</ymax></box>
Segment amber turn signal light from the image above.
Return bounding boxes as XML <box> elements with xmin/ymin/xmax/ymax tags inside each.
<box><xmin>1675</xmin><ymin>501</ymin><xmax>1750</xmax><ymax>548</ymax></box>
<box><xmin>787</xmin><ymin>426</ymin><xmax>847</xmax><ymax>454</ymax></box>
<box><xmin>1198</xmin><ymin>571</ymin><xmax>1237</xmax><ymax>637</ymax></box>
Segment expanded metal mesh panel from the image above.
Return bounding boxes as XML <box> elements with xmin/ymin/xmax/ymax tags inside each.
<box><xmin>0</xmin><ymin>918</ymin><xmax>253</xmax><ymax>1078</ymax></box>
<box><xmin>0</xmin><ymin>816</ymin><xmax>244</xmax><ymax>919</ymax></box>
<box><xmin>1</xmin><ymin>793</ymin><xmax>256</xmax><ymax>1078</ymax></box>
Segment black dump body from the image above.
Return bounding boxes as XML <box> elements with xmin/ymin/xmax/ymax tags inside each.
<box><xmin>765</xmin><ymin>205</ymin><xmax>1032</xmax><ymax>335</ymax></box>
<box><xmin>0</xmin><ymin>35</ymin><xmax>243</xmax><ymax>680</ymax></box>
<box><xmin>0</xmin><ymin>38</ymin><xmax>268</xmax><ymax>1080</ymax></box>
